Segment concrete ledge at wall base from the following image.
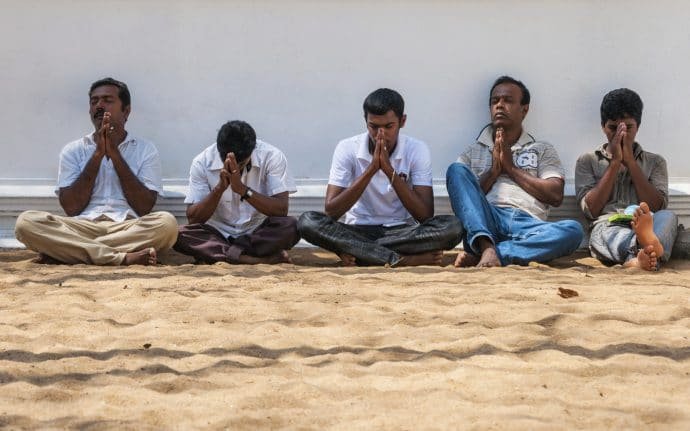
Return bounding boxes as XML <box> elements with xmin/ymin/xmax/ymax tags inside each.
<box><xmin>2</xmin><ymin>179</ymin><xmax>690</xmax><ymax>258</ymax></box>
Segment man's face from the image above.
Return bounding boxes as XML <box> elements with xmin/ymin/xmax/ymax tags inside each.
<box><xmin>89</xmin><ymin>85</ymin><xmax>130</xmax><ymax>130</ymax></box>
<box><xmin>490</xmin><ymin>83</ymin><xmax>528</xmax><ymax>130</ymax></box>
<box><xmin>603</xmin><ymin>115</ymin><xmax>638</xmax><ymax>147</ymax></box>
<box><xmin>366</xmin><ymin>110</ymin><xmax>406</xmax><ymax>149</ymax></box>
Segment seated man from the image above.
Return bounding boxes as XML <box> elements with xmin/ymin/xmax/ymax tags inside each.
<box><xmin>298</xmin><ymin>88</ymin><xmax>462</xmax><ymax>266</ymax></box>
<box><xmin>15</xmin><ymin>77</ymin><xmax>178</xmax><ymax>265</ymax></box>
<box><xmin>173</xmin><ymin>120</ymin><xmax>299</xmax><ymax>264</ymax></box>
<box><xmin>446</xmin><ymin>76</ymin><xmax>584</xmax><ymax>267</ymax></box>
<box><xmin>575</xmin><ymin>88</ymin><xmax>677</xmax><ymax>271</ymax></box>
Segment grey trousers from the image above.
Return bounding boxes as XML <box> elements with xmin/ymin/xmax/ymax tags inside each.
<box><xmin>298</xmin><ymin>212</ymin><xmax>463</xmax><ymax>266</ymax></box>
<box><xmin>589</xmin><ymin>210</ymin><xmax>678</xmax><ymax>264</ymax></box>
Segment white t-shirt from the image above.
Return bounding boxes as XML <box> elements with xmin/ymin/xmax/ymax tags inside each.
<box><xmin>457</xmin><ymin>126</ymin><xmax>564</xmax><ymax>220</ymax></box>
<box><xmin>328</xmin><ymin>132</ymin><xmax>433</xmax><ymax>226</ymax></box>
<box><xmin>56</xmin><ymin>133</ymin><xmax>163</xmax><ymax>222</ymax></box>
<box><xmin>185</xmin><ymin>140</ymin><xmax>296</xmax><ymax>238</ymax></box>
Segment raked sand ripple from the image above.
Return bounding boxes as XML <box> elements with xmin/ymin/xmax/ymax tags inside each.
<box><xmin>1</xmin><ymin>249</ymin><xmax>689</xmax><ymax>430</ymax></box>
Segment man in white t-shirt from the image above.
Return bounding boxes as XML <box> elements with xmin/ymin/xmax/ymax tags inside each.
<box><xmin>298</xmin><ymin>88</ymin><xmax>462</xmax><ymax>266</ymax></box>
<box><xmin>173</xmin><ymin>120</ymin><xmax>299</xmax><ymax>264</ymax></box>
<box><xmin>446</xmin><ymin>76</ymin><xmax>584</xmax><ymax>267</ymax></box>
<box><xmin>15</xmin><ymin>77</ymin><xmax>178</xmax><ymax>265</ymax></box>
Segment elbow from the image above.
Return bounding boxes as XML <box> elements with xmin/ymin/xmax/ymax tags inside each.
<box><xmin>550</xmin><ymin>194</ymin><xmax>564</xmax><ymax>207</ymax></box>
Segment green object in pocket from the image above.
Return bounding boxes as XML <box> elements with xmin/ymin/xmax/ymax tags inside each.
<box><xmin>608</xmin><ymin>213</ymin><xmax>633</xmax><ymax>223</ymax></box>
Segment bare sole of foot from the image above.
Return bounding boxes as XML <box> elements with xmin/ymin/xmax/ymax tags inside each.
<box><xmin>32</xmin><ymin>253</ymin><xmax>64</xmax><ymax>265</ymax></box>
<box><xmin>238</xmin><ymin>250</ymin><xmax>291</xmax><ymax>264</ymax></box>
<box><xmin>454</xmin><ymin>251</ymin><xmax>479</xmax><ymax>268</ymax></box>
<box><xmin>122</xmin><ymin>248</ymin><xmax>157</xmax><ymax>266</ymax></box>
<box><xmin>477</xmin><ymin>247</ymin><xmax>501</xmax><ymax>267</ymax></box>
<box><xmin>631</xmin><ymin>202</ymin><xmax>664</xmax><ymax>257</ymax></box>
<box><xmin>624</xmin><ymin>244</ymin><xmax>658</xmax><ymax>271</ymax></box>
<box><xmin>397</xmin><ymin>250</ymin><xmax>443</xmax><ymax>267</ymax></box>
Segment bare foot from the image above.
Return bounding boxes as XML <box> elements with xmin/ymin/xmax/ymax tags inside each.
<box><xmin>32</xmin><ymin>253</ymin><xmax>63</xmax><ymax>265</ymax></box>
<box><xmin>454</xmin><ymin>251</ymin><xmax>479</xmax><ymax>268</ymax></box>
<box><xmin>397</xmin><ymin>250</ymin><xmax>443</xmax><ymax>267</ymax></box>
<box><xmin>631</xmin><ymin>202</ymin><xmax>664</xmax><ymax>257</ymax></box>
<box><xmin>238</xmin><ymin>250</ymin><xmax>291</xmax><ymax>264</ymax></box>
<box><xmin>477</xmin><ymin>247</ymin><xmax>501</xmax><ymax>267</ymax></box>
<box><xmin>338</xmin><ymin>253</ymin><xmax>357</xmax><ymax>267</ymax></box>
<box><xmin>122</xmin><ymin>248</ymin><xmax>157</xmax><ymax>266</ymax></box>
<box><xmin>624</xmin><ymin>245</ymin><xmax>658</xmax><ymax>271</ymax></box>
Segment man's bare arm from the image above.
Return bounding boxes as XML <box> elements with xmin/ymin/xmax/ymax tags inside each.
<box><xmin>59</xmin><ymin>151</ymin><xmax>105</xmax><ymax>216</ymax></box>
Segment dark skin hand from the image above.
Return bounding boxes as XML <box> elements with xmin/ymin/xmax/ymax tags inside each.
<box><xmin>584</xmin><ymin>121</ymin><xmax>664</xmax><ymax>217</ymax></box>
<box><xmin>59</xmin><ymin>112</ymin><xmax>157</xmax><ymax>216</ymax></box>
<box><xmin>186</xmin><ymin>152</ymin><xmax>288</xmax><ymax>224</ymax></box>
<box><xmin>479</xmin><ymin>127</ymin><xmax>564</xmax><ymax>207</ymax></box>
<box><xmin>324</xmin><ymin>128</ymin><xmax>433</xmax><ymax>222</ymax></box>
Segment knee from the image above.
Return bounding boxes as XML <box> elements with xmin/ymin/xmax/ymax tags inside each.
<box><xmin>152</xmin><ymin>211</ymin><xmax>179</xmax><ymax>248</ymax></box>
<box><xmin>297</xmin><ymin>211</ymin><xmax>328</xmax><ymax>235</ymax></box>
<box><xmin>558</xmin><ymin>220</ymin><xmax>585</xmax><ymax>246</ymax></box>
<box><xmin>14</xmin><ymin>211</ymin><xmax>48</xmax><ymax>240</ymax></box>
<box><xmin>434</xmin><ymin>215</ymin><xmax>464</xmax><ymax>239</ymax></box>
<box><xmin>445</xmin><ymin>162</ymin><xmax>472</xmax><ymax>183</ymax></box>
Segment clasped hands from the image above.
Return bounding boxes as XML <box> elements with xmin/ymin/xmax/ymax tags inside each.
<box><xmin>608</xmin><ymin>122</ymin><xmax>635</xmax><ymax>166</ymax></box>
<box><xmin>368</xmin><ymin>129</ymin><xmax>395</xmax><ymax>180</ymax></box>
<box><xmin>94</xmin><ymin>112</ymin><xmax>120</xmax><ymax>158</ymax></box>
<box><xmin>490</xmin><ymin>127</ymin><xmax>515</xmax><ymax>175</ymax></box>
<box><xmin>217</xmin><ymin>152</ymin><xmax>247</xmax><ymax>195</ymax></box>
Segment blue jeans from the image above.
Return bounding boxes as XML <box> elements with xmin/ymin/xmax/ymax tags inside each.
<box><xmin>446</xmin><ymin>163</ymin><xmax>584</xmax><ymax>265</ymax></box>
<box><xmin>589</xmin><ymin>210</ymin><xmax>678</xmax><ymax>264</ymax></box>
<box><xmin>298</xmin><ymin>212</ymin><xmax>463</xmax><ymax>266</ymax></box>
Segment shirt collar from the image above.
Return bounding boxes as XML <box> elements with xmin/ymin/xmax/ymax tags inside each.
<box><xmin>595</xmin><ymin>141</ymin><xmax>643</xmax><ymax>160</ymax></box>
<box><xmin>356</xmin><ymin>133</ymin><xmax>407</xmax><ymax>161</ymax></box>
<box><xmin>86</xmin><ymin>132</ymin><xmax>135</xmax><ymax>147</ymax></box>
<box><xmin>477</xmin><ymin>124</ymin><xmax>535</xmax><ymax>150</ymax></box>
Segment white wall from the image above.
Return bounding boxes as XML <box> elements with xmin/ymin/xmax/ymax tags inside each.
<box><xmin>2</xmin><ymin>0</ymin><xmax>689</xmax><ymax>184</ymax></box>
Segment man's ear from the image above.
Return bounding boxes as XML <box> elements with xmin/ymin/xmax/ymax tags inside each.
<box><xmin>123</xmin><ymin>105</ymin><xmax>131</xmax><ymax>122</ymax></box>
<box><xmin>521</xmin><ymin>104</ymin><xmax>529</xmax><ymax>120</ymax></box>
<box><xmin>399</xmin><ymin>114</ymin><xmax>407</xmax><ymax>128</ymax></box>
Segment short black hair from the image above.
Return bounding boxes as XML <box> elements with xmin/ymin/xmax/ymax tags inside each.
<box><xmin>89</xmin><ymin>77</ymin><xmax>131</xmax><ymax>109</ymax></box>
<box><xmin>363</xmin><ymin>88</ymin><xmax>405</xmax><ymax>120</ymax></box>
<box><xmin>216</xmin><ymin>120</ymin><xmax>257</xmax><ymax>162</ymax></box>
<box><xmin>490</xmin><ymin>76</ymin><xmax>530</xmax><ymax>105</ymax></box>
<box><xmin>600</xmin><ymin>88</ymin><xmax>643</xmax><ymax>127</ymax></box>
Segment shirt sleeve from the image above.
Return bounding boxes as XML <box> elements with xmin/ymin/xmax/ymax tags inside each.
<box><xmin>56</xmin><ymin>141</ymin><xmax>84</xmax><ymax>192</ymax></box>
<box><xmin>265</xmin><ymin>150</ymin><xmax>296</xmax><ymax>196</ymax></box>
<box><xmin>650</xmin><ymin>154</ymin><xmax>669</xmax><ymax>209</ymax></box>
<box><xmin>136</xmin><ymin>143</ymin><xmax>163</xmax><ymax>194</ymax></box>
<box><xmin>574</xmin><ymin>152</ymin><xmax>598</xmax><ymax>219</ymax></box>
<box><xmin>537</xmin><ymin>143</ymin><xmax>565</xmax><ymax>180</ymax></box>
<box><xmin>184</xmin><ymin>156</ymin><xmax>212</xmax><ymax>204</ymax></box>
<box><xmin>410</xmin><ymin>142</ymin><xmax>433</xmax><ymax>186</ymax></box>
<box><xmin>328</xmin><ymin>141</ymin><xmax>354</xmax><ymax>188</ymax></box>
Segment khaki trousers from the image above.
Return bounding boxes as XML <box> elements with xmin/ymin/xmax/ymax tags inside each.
<box><xmin>15</xmin><ymin>210</ymin><xmax>178</xmax><ymax>265</ymax></box>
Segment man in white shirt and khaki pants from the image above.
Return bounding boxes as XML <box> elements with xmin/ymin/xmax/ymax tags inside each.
<box><xmin>15</xmin><ymin>77</ymin><xmax>178</xmax><ymax>265</ymax></box>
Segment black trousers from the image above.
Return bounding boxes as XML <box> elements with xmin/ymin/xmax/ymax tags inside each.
<box><xmin>298</xmin><ymin>212</ymin><xmax>463</xmax><ymax>266</ymax></box>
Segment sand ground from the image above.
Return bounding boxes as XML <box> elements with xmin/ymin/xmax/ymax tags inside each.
<box><xmin>1</xmin><ymin>248</ymin><xmax>689</xmax><ymax>430</ymax></box>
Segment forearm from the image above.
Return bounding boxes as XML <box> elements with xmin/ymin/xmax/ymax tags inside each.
<box><xmin>110</xmin><ymin>153</ymin><xmax>157</xmax><ymax>215</ymax></box>
<box><xmin>244</xmin><ymin>190</ymin><xmax>289</xmax><ymax>217</ymax></box>
<box><xmin>507</xmin><ymin>166</ymin><xmax>564</xmax><ymax>207</ymax></box>
<box><xmin>186</xmin><ymin>187</ymin><xmax>224</xmax><ymax>224</ymax></box>
<box><xmin>391</xmin><ymin>180</ymin><xmax>433</xmax><ymax>222</ymax></box>
<box><xmin>583</xmin><ymin>164</ymin><xmax>619</xmax><ymax>218</ymax></box>
<box><xmin>627</xmin><ymin>163</ymin><xmax>665</xmax><ymax>211</ymax></box>
<box><xmin>58</xmin><ymin>152</ymin><xmax>104</xmax><ymax>216</ymax></box>
<box><xmin>325</xmin><ymin>170</ymin><xmax>375</xmax><ymax>219</ymax></box>
<box><xmin>479</xmin><ymin>169</ymin><xmax>500</xmax><ymax>194</ymax></box>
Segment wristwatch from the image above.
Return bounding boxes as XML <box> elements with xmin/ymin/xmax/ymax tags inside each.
<box><xmin>240</xmin><ymin>187</ymin><xmax>254</xmax><ymax>201</ymax></box>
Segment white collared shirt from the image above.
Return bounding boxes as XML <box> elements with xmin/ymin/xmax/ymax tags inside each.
<box><xmin>185</xmin><ymin>140</ymin><xmax>296</xmax><ymax>238</ymax></box>
<box><xmin>457</xmin><ymin>125</ymin><xmax>564</xmax><ymax>220</ymax></box>
<box><xmin>56</xmin><ymin>133</ymin><xmax>163</xmax><ymax>222</ymax></box>
<box><xmin>329</xmin><ymin>132</ymin><xmax>433</xmax><ymax>226</ymax></box>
